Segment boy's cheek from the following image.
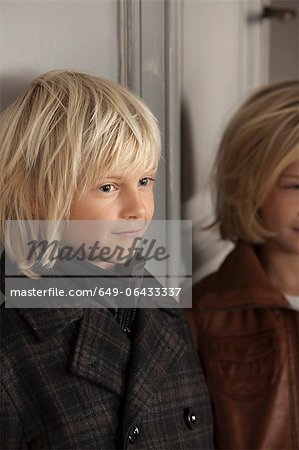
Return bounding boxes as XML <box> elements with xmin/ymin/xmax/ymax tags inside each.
<box><xmin>145</xmin><ymin>193</ymin><xmax>155</xmax><ymax>220</ymax></box>
<box><xmin>149</xmin><ymin>202</ymin><xmax>155</xmax><ymax>221</ymax></box>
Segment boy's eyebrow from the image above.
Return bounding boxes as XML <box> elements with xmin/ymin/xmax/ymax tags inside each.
<box><xmin>97</xmin><ymin>174</ymin><xmax>123</xmax><ymax>180</ymax></box>
<box><xmin>281</xmin><ymin>174</ymin><xmax>299</xmax><ymax>178</ymax></box>
<box><xmin>98</xmin><ymin>170</ymin><xmax>157</xmax><ymax>181</ymax></box>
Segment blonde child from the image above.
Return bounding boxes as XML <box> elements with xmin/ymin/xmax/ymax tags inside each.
<box><xmin>0</xmin><ymin>70</ymin><xmax>213</xmax><ymax>449</ymax></box>
<box><xmin>188</xmin><ymin>80</ymin><xmax>299</xmax><ymax>450</ymax></box>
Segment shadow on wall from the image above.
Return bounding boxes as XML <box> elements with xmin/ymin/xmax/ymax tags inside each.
<box><xmin>0</xmin><ymin>71</ymin><xmax>37</xmax><ymax>112</ymax></box>
<box><xmin>0</xmin><ymin>72</ymin><xmax>37</xmax><ymax>304</ymax></box>
<box><xmin>181</xmin><ymin>97</ymin><xmax>233</xmax><ymax>283</ymax></box>
<box><xmin>181</xmin><ymin>99</ymin><xmax>197</xmax><ymax>205</ymax></box>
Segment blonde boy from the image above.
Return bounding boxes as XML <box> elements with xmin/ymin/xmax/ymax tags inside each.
<box><xmin>0</xmin><ymin>71</ymin><xmax>213</xmax><ymax>449</ymax></box>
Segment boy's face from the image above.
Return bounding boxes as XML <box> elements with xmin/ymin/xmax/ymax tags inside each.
<box><xmin>260</xmin><ymin>159</ymin><xmax>299</xmax><ymax>255</ymax></box>
<box><xmin>67</xmin><ymin>167</ymin><xmax>156</xmax><ymax>266</ymax></box>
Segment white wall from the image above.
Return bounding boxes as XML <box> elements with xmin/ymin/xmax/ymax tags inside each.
<box><xmin>0</xmin><ymin>0</ymin><xmax>182</xmax><ymax>223</ymax></box>
<box><xmin>181</xmin><ymin>0</ymin><xmax>268</xmax><ymax>282</ymax></box>
<box><xmin>0</xmin><ymin>0</ymin><xmax>118</xmax><ymax>110</ymax></box>
<box><xmin>182</xmin><ymin>0</ymin><xmax>299</xmax><ymax>282</ymax></box>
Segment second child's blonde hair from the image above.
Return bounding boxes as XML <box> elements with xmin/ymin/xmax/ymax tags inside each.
<box><xmin>214</xmin><ymin>80</ymin><xmax>299</xmax><ymax>243</ymax></box>
<box><xmin>0</xmin><ymin>70</ymin><xmax>161</xmax><ymax>274</ymax></box>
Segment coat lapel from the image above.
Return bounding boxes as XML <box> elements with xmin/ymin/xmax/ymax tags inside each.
<box><xmin>123</xmin><ymin>308</ymin><xmax>187</xmax><ymax>429</ymax></box>
<box><xmin>69</xmin><ymin>309</ymin><xmax>131</xmax><ymax>397</ymax></box>
<box><xmin>19</xmin><ymin>307</ymin><xmax>83</xmax><ymax>340</ymax></box>
<box><xmin>19</xmin><ymin>305</ymin><xmax>188</xmax><ymax>417</ymax></box>
<box><xmin>20</xmin><ymin>307</ymin><xmax>131</xmax><ymax>397</ymax></box>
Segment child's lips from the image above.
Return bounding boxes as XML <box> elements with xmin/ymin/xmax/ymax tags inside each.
<box><xmin>111</xmin><ymin>228</ymin><xmax>143</xmax><ymax>238</ymax></box>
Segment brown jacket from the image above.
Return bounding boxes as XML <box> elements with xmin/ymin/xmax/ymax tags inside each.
<box><xmin>187</xmin><ymin>242</ymin><xmax>299</xmax><ymax>450</ymax></box>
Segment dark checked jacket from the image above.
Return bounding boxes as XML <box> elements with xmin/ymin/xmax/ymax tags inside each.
<box><xmin>0</xmin><ymin>258</ymin><xmax>213</xmax><ymax>449</ymax></box>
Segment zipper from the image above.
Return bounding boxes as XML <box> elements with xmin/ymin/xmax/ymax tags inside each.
<box><xmin>114</xmin><ymin>255</ymin><xmax>145</xmax><ymax>336</ymax></box>
<box><xmin>115</xmin><ymin>275</ymin><xmax>142</xmax><ymax>335</ymax></box>
<box><xmin>121</xmin><ymin>307</ymin><xmax>138</xmax><ymax>335</ymax></box>
<box><xmin>115</xmin><ymin>303</ymin><xmax>138</xmax><ymax>336</ymax></box>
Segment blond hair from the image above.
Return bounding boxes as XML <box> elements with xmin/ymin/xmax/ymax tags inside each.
<box><xmin>0</xmin><ymin>70</ymin><xmax>161</xmax><ymax>274</ymax></box>
<box><xmin>213</xmin><ymin>80</ymin><xmax>299</xmax><ymax>243</ymax></box>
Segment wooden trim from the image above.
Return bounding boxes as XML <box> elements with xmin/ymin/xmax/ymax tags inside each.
<box><xmin>117</xmin><ymin>0</ymin><xmax>181</xmax><ymax>220</ymax></box>
<box><xmin>239</xmin><ymin>0</ymin><xmax>270</xmax><ymax>95</ymax></box>
<box><xmin>165</xmin><ymin>0</ymin><xmax>181</xmax><ymax>219</ymax></box>
<box><xmin>117</xmin><ymin>0</ymin><xmax>141</xmax><ymax>94</ymax></box>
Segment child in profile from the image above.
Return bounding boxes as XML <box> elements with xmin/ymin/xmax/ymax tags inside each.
<box><xmin>0</xmin><ymin>70</ymin><xmax>213</xmax><ymax>449</ymax></box>
<box><xmin>188</xmin><ymin>80</ymin><xmax>299</xmax><ymax>450</ymax></box>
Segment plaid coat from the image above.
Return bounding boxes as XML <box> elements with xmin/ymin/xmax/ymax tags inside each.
<box><xmin>1</xmin><ymin>304</ymin><xmax>213</xmax><ymax>449</ymax></box>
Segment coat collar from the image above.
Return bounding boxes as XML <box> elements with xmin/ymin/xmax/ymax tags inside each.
<box><xmin>19</xmin><ymin>305</ymin><xmax>188</xmax><ymax>417</ymax></box>
<box><xmin>70</xmin><ymin>307</ymin><xmax>187</xmax><ymax>416</ymax></box>
<box><xmin>194</xmin><ymin>242</ymin><xmax>290</xmax><ymax>310</ymax></box>
<box><xmin>69</xmin><ymin>308</ymin><xmax>131</xmax><ymax>397</ymax></box>
<box><xmin>3</xmin><ymin>252</ymin><xmax>189</xmax><ymax>418</ymax></box>
<box><xmin>122</xmin><ymin>307</ymin><xmax>187</xmax><ymax>429</ymax></box>
<box><xmin>19</xmin><ymin>307</ymin><xmax>84</xmax><ymax>340</ymax></box>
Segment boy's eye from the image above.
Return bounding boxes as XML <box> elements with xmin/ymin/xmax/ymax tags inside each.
<box><xmin>97</xmin><ymin>184</ymin><xmax>116</xmax><ymax>193</ymax></box>
<box><xmin>284</xmin><ymin>184</ymin><xmax>299</xmax><ymax>190</ymax></box>
<box><xmin>139</xmin><ymin>177</ymin><xmax>155</xmax><ymax>187</ymax></box>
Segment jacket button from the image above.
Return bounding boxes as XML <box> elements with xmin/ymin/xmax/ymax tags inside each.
<box><xmin>128</xmin><ymin>425</ymin><xmax>140</xmax><ymax>443</ymax></box>
<box><xmin>184</xmin><ymin>407</ymin><xmax>198</xmax><ymax>429</ymax></box>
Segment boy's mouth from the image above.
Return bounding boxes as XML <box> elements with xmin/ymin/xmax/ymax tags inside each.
<box><xmin>111</xmin><ymin>228</ymin><xmax>144</xmax><ymax>238</ymax></box>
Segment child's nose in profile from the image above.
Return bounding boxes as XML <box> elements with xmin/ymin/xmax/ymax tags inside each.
<box><xmin>120</xmin><ymin>189</ymin><xmax>147</xmax><ymax>219</ymax></box>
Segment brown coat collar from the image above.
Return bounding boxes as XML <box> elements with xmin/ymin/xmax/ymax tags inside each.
<box><xmin>193</xmin><ymin>242</ymin><xmax>290</xmax><ymax>310</ymax></box>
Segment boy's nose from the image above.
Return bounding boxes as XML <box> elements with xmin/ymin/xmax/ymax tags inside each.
<box><xmin>120</xmin><ymin>190</ymin><xmax>146</xmax><ymax>219</ymax></box>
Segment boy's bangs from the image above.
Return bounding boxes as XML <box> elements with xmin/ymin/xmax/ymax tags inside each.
<box><xmin>79</xmin><ymin>118</ymin><xmax>160</xmax><ymax>192</ymax></box>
